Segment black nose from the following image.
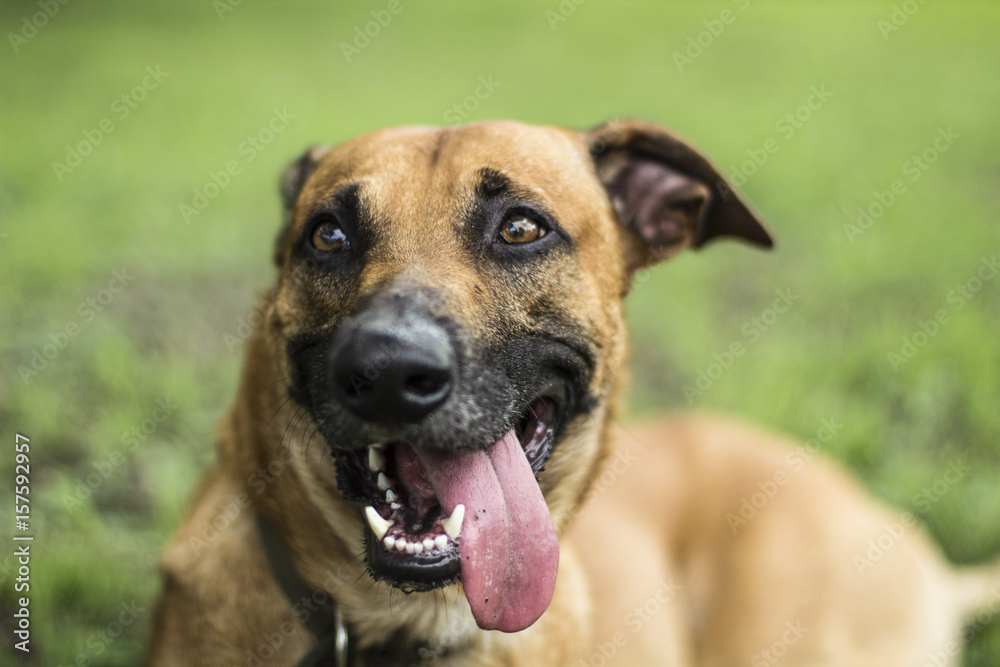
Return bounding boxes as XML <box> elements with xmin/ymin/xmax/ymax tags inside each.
<box><xmin>328</xmin><ymin>317</ymin><xmax>455</xmax><ymax>424</ymax></box>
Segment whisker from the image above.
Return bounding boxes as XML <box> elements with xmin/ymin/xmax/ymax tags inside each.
<box><xmin>279</xmin><ymin>405</ymin><xmax>308</xmax><ymax>450</ymax></box>
<box><xmin>261</xmin><ymin>393</ymin><xmax>296</xmax><ymax>434</ymax></box>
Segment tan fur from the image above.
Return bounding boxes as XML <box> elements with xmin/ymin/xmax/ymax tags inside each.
<box><xmin>569</xmin><ymin>416</ymin><xmax>1000</xmax><ymax>666</ymax></box>
<box><xmin>148</xmin><ymin>121</ymin><xmax>998</xmax><ymax>666</ymax></box>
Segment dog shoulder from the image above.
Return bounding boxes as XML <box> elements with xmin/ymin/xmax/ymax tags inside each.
<box><xmin>151</xmin><ymin>465</ymin><xmax>312</xmax><ymax>666</ymax></box>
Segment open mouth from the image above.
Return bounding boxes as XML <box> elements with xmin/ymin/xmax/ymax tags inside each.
<box><xmin>343</xmin><ymin>393</ymin><xmax>563</xmax><ymax>583</ymax></box>
<box><xmin>331</xmin><ymin>389</ymin><xmax>566</xmax><ymax>631</ymax></box>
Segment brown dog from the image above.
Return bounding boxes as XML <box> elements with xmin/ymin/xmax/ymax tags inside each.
<box><xmin>148</xmin><ymin>120</ymin><xmax>999</xmax><ymax>666</ymax></box>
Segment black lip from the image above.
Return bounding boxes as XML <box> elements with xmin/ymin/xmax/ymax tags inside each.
<box><xmin>358</xmin><ymin>385</ymin><xmax>569</xmax><ymax>592</ymax></box>
<box><xmin>518</xmin><ymin>383</ymin><xmax>568</xmax><ymax>477</ymax></box>
<box><xmin>365</xmin><ymin>532</ymin><xmax>461</xmax><ymax>593</ymax></box>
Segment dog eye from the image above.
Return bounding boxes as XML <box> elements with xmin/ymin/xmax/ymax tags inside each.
<box><xmin>311</xmin><ymin>220</ymin><xmax>350</xmax><ymax>253</ymax></box>
<box><xmin>499</xmin><ymin>216</ymin><xmax>546</xmax><ymax>244</ymax></box>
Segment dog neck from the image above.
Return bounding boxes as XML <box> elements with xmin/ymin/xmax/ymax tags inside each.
<box><xmin>255</xmin><ymin>511</ymin><xmax>460</xmax><ymax>666</ymax></box>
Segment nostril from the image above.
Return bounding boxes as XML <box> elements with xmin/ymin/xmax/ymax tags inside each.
<box><xmin>404</xmin><ymin>373</ymin><xmax>446</xmax><ymax>398</ymax></box>
<box><xmin>328</xmin><ymin>315</ymin><xmax>456</xmax><ymax>423</ymax></box>
<box><xmin>341</xmin><ymin>373</ymin><xmax>371</xmax><ymax>399</ymax></box>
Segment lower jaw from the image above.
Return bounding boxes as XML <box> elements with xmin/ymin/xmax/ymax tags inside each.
<box><xmin>344</xmin><ymin>393</ymin><xmax>567</xmax><ymax>591</ymax></box>
<box><xmin>364</xmin><ymin>528</ymin><xmax>460</xmax><ymax>592</ymax></box>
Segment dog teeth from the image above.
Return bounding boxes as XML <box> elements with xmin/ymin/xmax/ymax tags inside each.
<box><xmin>390</xmin><ymin>502</ymin><xmax>401</xmax><ymax>510</ymax></box>
<box><xmin>368</xmin><ymin>445</ymin><xmax>386</xmax><ymax>472</ymax></box>
<box><xmin>443</xmin><ymin>504</ymin><xmax>465</xmax><ymax>540</ymax></box>
<box><xmin>364</xmin><ymin>506</ymin><xmax>391</xmax><ymax>541</ymax></box>
<box><xmin>377</xmin><ymin>472</ymin><xmax>391</xmax><ymax>492</ymax></box>
<box><xmin>384</xmin><ymin>534</ymin><xmax>451</xmax><ymax>555</ymax></box>
<box><xmin>368</xmin><ymin>499</ymin><xmax>459</xmax><ymax>555</ymax></box>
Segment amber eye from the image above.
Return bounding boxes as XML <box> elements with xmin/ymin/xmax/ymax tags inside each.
<box><xmin>311</xmin><ymin>221</ymin><xmax>349</xmax><ymax>253</ymax></box>
<box><xmin>499</xmin><ymin>216</ymin><xmax>546</xmax><ymax>244</ymax></box>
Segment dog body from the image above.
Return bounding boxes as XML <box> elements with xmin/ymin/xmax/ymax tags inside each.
<box><xmin>570</xmin><ymin>416</ymin><xmax>993</xmax><ymax>666</ymax></box>
<box><xmin>148</xmin><ymin>121</ymin><xmax>998</xmax><ymax>666</ymax></box>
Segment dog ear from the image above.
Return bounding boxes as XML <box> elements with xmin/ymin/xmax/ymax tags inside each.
<box><xmin>273</xmin><ymin>145</ymin><xmax>331</xmax><ymax>266</ymax></box>
<box><xmin>586</xmin><ymin>119</ymin><xmax>773</xmax><ymax>265</ymax></box>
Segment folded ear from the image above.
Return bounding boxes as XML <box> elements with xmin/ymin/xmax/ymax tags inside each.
<box><xmin>586</xmin><ymin>119</ymin><xmax>773</xmax><ymax>266</ymax></box>
<box><xmin>273</xmin><ymin>145</ymin><xmax>331</xmax><ymax>266</ymax></box>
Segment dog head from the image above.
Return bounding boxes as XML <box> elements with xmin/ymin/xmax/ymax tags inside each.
<box><xmin>265</xmin><ymin>120</ymin><xmax>770</xmax><ymax>632</ymax></box>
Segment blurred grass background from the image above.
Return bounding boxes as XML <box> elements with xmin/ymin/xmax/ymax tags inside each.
<box><xmin>1</xmin><ymin>1</ymin><xmax>998</xmax><ymax>664</ymax></box>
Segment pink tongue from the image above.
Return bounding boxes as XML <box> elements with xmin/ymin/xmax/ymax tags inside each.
<box><xmin>416</xmin><ymin>429</ymin><xmax>559</xmax><ymax>632</ymax></box>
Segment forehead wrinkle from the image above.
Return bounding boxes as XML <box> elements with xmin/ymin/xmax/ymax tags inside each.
<box><xmin>361</xmin><ymin>150</ymin><xmax>461</xmax><ymax>265</ymax></box>
<box><xmin>427</xmin><ymin>128</ymin><xmax>451</xmax><ymax>167</ymax></box>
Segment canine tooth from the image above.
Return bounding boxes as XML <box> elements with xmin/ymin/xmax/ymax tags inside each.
<box><xmin>405</xmin><ymin>541</ymin><xmax>416</xmax><ymax>554</ymax></box>
<box><xmin>377</xmin><ymin>472</ymin><xmax>391</xmax><ymax>491</ymax></box>
<box><xmin>368</xmin><ymin>446</ymin><xmax>386</xmax><ymax>472</ymax></box>
<box><xmin>443</xmin><ymin>504</ymin><xmax>465</xmax><ymax>540</ymax></box>
<box><xmin>434</xmin><ymin>534</ymin><xmax>448</xmax><ymax>550</ymax></box>
<box><xmin>390</xmin><ymin>502</ymin><xmax>401</xmax><ymax>510</ymax></box>
<box><xmin>385</xmin><ymin>489</ymin><xmax>398</xmax><ymax>502</ymax></box>
<box><xmin>364</xmin><ymin>506</ymin><xmax>391</xmax><ymax>540</ymax></box>
<box><xmin>423</xmin><ymin>538</ymin><xmax>435</xmax><ymax>551</ymax></box>
<box><xmin>413</xmin><ymin>541</ymin><xmax>424</xmax><ymax>554</ymax></box>
<box><xmin>384</xmin><ymin>535</ymin><xmax>396</xmax><ymax>550</ymax></box>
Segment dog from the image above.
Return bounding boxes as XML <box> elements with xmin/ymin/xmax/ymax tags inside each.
<box><xmin>147</xmin><ymin>120</ymin><xmax>1000</xmax><ymax>666</ymax></box>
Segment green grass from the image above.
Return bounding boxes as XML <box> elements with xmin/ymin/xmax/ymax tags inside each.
<box><xmin>1</xmin><ymin>1</ymin><xmax>998</xmax><ymax>664</ymax></box>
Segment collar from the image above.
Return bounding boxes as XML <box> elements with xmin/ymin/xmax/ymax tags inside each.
<box><xmin>255</xmin><ymin>511</ymin><xmax>444</xmax><ymax>667</ymax></box>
